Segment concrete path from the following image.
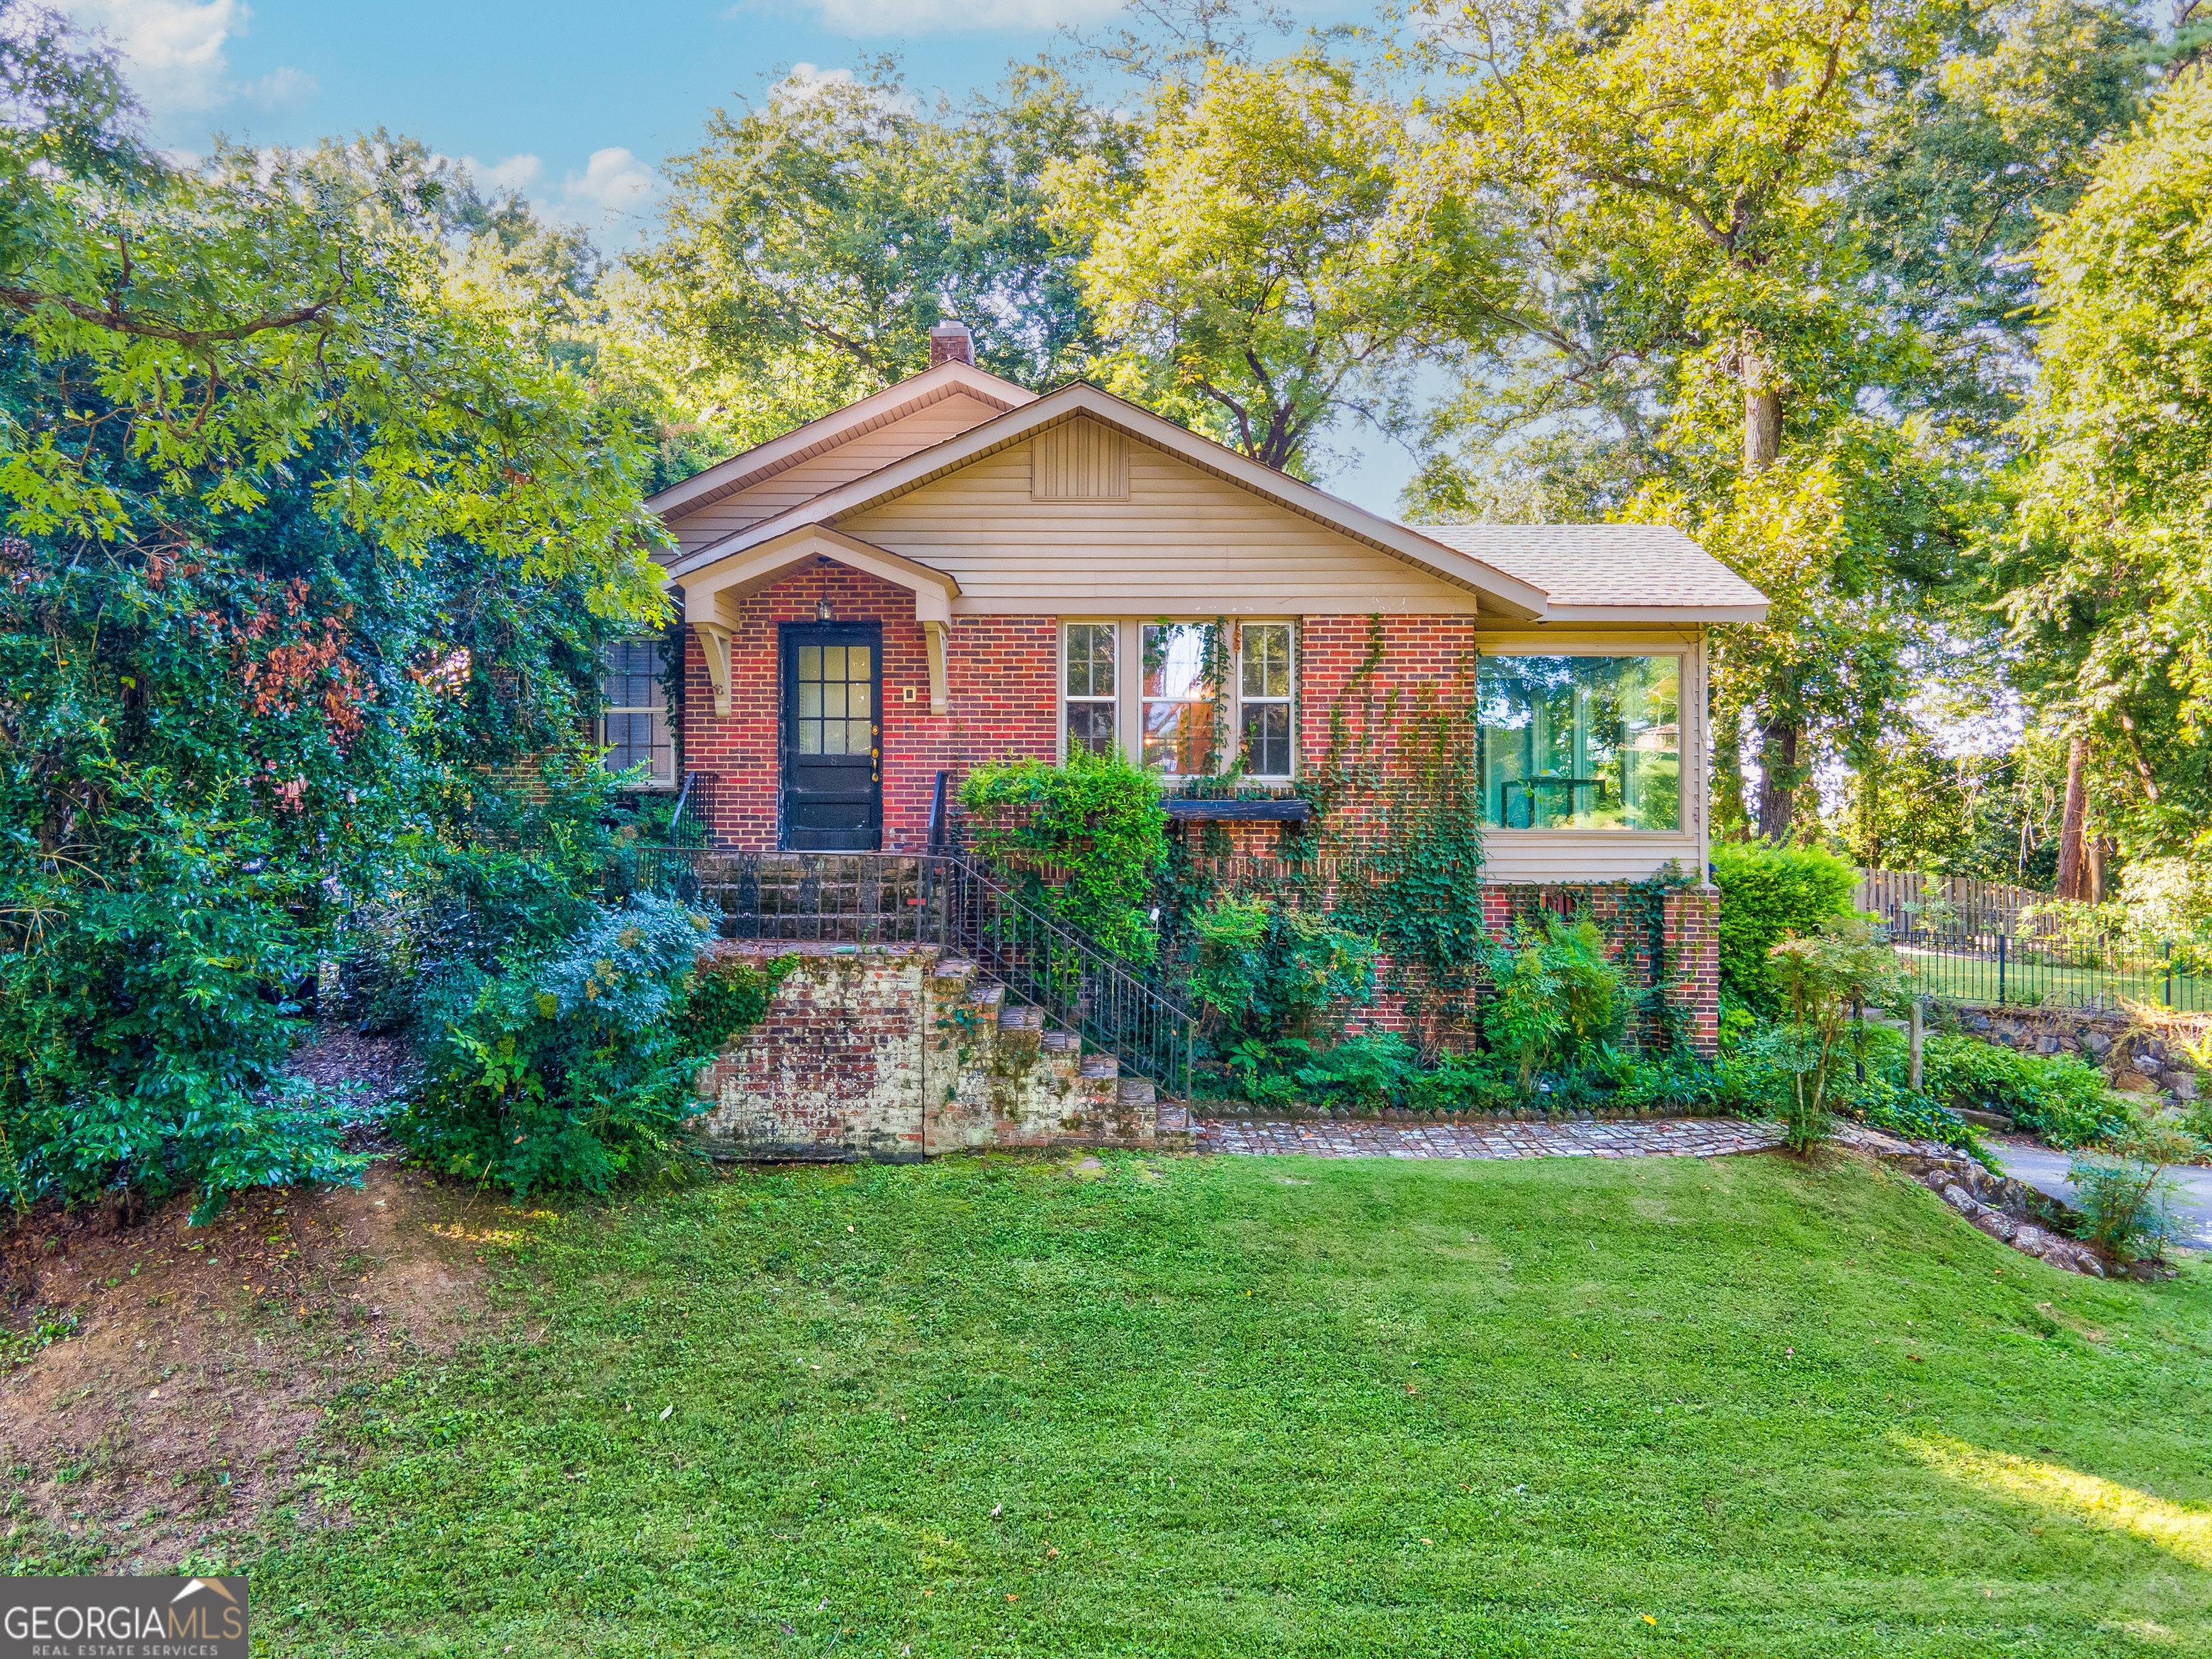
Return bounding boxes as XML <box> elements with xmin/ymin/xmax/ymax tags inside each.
<box><xmin>1194</xmin><ymin>1115</ymin><xmax>1783</xmax><ymax>1161</ymax></box>
<box><xmin>1991</xmin><ymin>1136</ymin><xmax>2212</xmax><ymax>1249</ymax></box>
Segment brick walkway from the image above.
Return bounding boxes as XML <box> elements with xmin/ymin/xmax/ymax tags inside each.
<box><xmin>1192</xmin><ymin>1115</ymin><xmax>1784</xmax><ymax>1161</ymax></box>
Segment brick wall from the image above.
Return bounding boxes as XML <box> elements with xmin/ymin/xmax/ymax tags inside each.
<box><xmin>680</xmin><ymin>565</ymin><xmax>1054</xmax><ymax>852</ymax></box>
<box><xmin>692</xmin><ymin>942</ymin><xmax>1164</xmax><ymax>1158</ymax></box>
<box><xmin>1322</xmin><ymin>880</ymin><xmax>1719</xmax><ymax>1058</ymax></box>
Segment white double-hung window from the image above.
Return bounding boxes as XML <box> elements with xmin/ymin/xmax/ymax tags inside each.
<box><xmin>601</xmin><ymin>638</ymin><xmax>675</xmax><ymax>788</ymax></box>
<box><xmin>1061</xmin><ymin>619</ymin><xmax>1295</xmax><ymax>781</ymax></box>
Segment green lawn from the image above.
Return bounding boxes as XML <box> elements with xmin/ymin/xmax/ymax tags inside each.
<box><xmin>228</xmin><ymin>1154</ymin><xmax>2212</xmax><ymax>1653</ymax></box>
<box><xmin>1894</xmin><ymin>941</ymin><xmax>2210</xmax><ymax>1012</ymax></box>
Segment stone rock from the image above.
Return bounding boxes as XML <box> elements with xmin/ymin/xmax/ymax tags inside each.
<box><xmin>2173</xmin><ymin>1071</ymin><xmax>2199</xmax><ymax>1102</ymax></box>
<box><xmin>1942</xmin><ymin>1183</ymin><xmax>1988</xmax><ymax>1218</ymax></box>
<box><xmin>2084</xmin><ymin>1030</ymin><xmax>2113</xmax><ymax>1056</ymax></box>
<box><xmin>1968</xmin><ymin>1014</ymin><xmax>1992</xmax><ymax>1033</ymax></box>
<box><xmin>2136</xmin><ymin>1053</ymin><xmax>2162</xmax><ymax>1076</ymax></box>
<box><xmin>2036</xmin><ymin>1033</ymin><xmax>2062</xmax><ymax>1055</ymax></box>
<box><xmin>2116</xmin><ymin>1071</ymin><xmax>2159</xmax><ymax>1094</ymax></box>
<box><xmin>2145</xmin><ymin>1040</ymin><xmax>2169</xmax><ymax>1063</ymax></box>
<box><xmin>1972</xmin><ymin>1210</ymin><xmax>2020</xmax><ymax>1244</ymax></box>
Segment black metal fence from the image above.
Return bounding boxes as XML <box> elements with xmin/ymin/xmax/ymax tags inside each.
<box><xmin>608</xmin><ymin>848</ymin><xmax>1197</xmax><ymax>1097</ymax></box>
<box><xmin>1876</xmin><ymin>904</ymin><xmax>2208</xmax><ymax>1013</ymax></box>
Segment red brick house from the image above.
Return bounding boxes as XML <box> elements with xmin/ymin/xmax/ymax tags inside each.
<box><xmin>618</xmin><ymin>323</ymin><xmax>1766</xmax><ymax>1047</ymax></box>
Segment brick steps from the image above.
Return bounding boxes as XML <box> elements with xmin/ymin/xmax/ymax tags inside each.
<box><xmin>695</xmin><ymin>941</ymin><xmax>1184</xmax><ymax>1159</ymax></box>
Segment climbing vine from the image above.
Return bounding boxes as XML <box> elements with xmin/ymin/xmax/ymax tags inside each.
<box><xmin>1303</xmin><ymin>616</ymin><xmax>1491</xmax><ymax>1053</ymax></box>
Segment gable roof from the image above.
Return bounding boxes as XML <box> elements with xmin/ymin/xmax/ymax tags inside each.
<box><xmin>654</xmin><ymin>373</ymin><xmax>1768</xmax><ymax>625</ymax></box>
<box><xmin>665</xmin><ymin>382</ymin><xmax>1557</xmax><ymax>619</ymax></box>
<box><xmin>1415</xmin><ymin>524</ymin><xmax>1769</xmax><ymax>622</ymax></box>
<box><xmin>644</xmin><ymin>359</ymin><xmax>1037</xmax><ymax>524</ymax></box>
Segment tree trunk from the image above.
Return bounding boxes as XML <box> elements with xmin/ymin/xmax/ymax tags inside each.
<box><xmin>2056</xmin><ymin>736</ymin><xmax>2088</xmax><ymax>901</ymax></box>
<box><xmin>1756</xmin><ymin>719</ymin><xmax>1799</xmax><ymax>842</ymax></box>
<box><xmin>1743</xmin><ymin>344</ymin><xmax>1781</xmax><ymax>474</ymax></box>
<box><xmin>2087</xmin><ymin>833</ymin><xmax>2110</xmax><ymax>904</ymax></box>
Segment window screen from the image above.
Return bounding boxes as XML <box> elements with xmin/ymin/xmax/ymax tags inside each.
<box><xmin>601</xmin><ymin>639</ymin><xmax>673</xmax><ymax>787</ymax></box>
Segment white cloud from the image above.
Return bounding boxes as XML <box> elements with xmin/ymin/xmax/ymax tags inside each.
<box><xmin>473</xmin><ymin>153</ymin><xmax>548</xmax><ymax>194</ymax></box>
<box><xmin>69</xmin><ymin>0</ymin><xmax>316</xmax><ymax>124</ymax></box>
<box><xmin>752</xmin><ymin>0</ymin><xmax>1121</xmax><ymax>36</ymax></box>
<box><xmin>457</xmin><ymin>147</ymin><xmax>659</xmax><ymax>246</ymax></box>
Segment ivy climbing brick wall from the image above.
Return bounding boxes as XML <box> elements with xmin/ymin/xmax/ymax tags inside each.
<box><xmin>679</xmin><ymin>565</ymin><xmax>1056</xmax><ymax>850</ymax></box>
<box><xmin>1328</xmin><ymin>883</ymin><xmax>1719</xmax><ymax>1057</ymax></box>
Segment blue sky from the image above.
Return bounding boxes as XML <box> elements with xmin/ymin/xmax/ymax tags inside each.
<box><xmin>63</xmin><ymin>0</ymin><xmax>1419</xmax><ymax>511</ymax></box>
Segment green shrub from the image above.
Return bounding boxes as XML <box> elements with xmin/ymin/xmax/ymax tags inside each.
<box><xmin>959</xmin><ymin>750</ymin><xmax>1168</xmax><ymax>964</ymax></box>
<box><xmin>397</xmin><ymin>894</ymin><xmax>735</xmax><ymax>1197</ymax></box>
<box><xmin>1187</xmin><ymin>897</ymin><xmax>1377</xmax><ymax>1040</ymax></box>
<box><xmin>1918</xmin><ymin>1033</ymin><xmax>2138</xmax><ymax>1148</ymax></box>
<box><xmin>1711</xmin><ymin>841</ymin><xmax>1858</xmax><ymax>1008</ymax></box>
<box><xmin>1483</xmin><ymin>915</ymin><xmax>1629</xmax><ymax>1086</ymax></box>
<box><xmin>1763</xmin><ymin>915</ymin><xmax>1912</xmax><ymax>1151</ymax></box>
<box><xmin>2068</xmin><ymin>1128</ymin><xmax>2200</xmax><ymax>1262</ymax></box>
<box><xmin>1294</xmin><ymin>1030</ymin><xmax>1420</xmax><ymax>1113</ymax></box>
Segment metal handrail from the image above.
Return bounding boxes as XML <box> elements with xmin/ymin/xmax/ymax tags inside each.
<box><xmin>615</xmin><ymin>847</ymin><xmax>1195</xmax><ymax>1097</ymax></box>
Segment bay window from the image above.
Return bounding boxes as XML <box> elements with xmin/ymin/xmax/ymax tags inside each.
<box><xmin>1475</xmin><ymin>653</ymin><xmax>1681</xmax><ymax>831</ymax></box>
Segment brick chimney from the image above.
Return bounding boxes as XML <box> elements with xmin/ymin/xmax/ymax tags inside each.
<box><xmin>929</xmin><ymin>319</ymin><xmax>974</xmax><ymax>368</ymax></box>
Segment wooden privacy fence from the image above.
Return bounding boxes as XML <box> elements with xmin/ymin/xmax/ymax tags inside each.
<box><xmin>1853</xmin><ymin>868</ymin><xmax>2058</xmax><ymax>934</ymax></box>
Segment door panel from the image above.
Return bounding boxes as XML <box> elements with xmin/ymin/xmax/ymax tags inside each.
<box><xmin>781</xmin><ymin>624</ymin><xmax>882</xmax><ymax>850</ymax></box>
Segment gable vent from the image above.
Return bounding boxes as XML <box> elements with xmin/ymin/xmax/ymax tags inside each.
<box><xmin>1030</xmin><ymin>419</ymin><xmax>1128</xmax><ymax>501</ymax></box>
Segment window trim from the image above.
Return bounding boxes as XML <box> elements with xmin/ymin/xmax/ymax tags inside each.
<box><xmin>1060</xmin><ymin>619</ymin><xmax>1119</xmax><ymax>763</ymax></box>
<box><xmin>1235</xmin><ymin>621</ymin><xmax>1296</xmax><ymax>781</ymax></box>
<box><xmin>1057</xmin><ymin>617</ymin><xmax>1300</xmax><ymax>783</ymax></box>
<box><xmin>600</xmin><ymin>637</ymin><xmax>676</xmax><ymax>791</ymax></box>
<box><xmin>1473</xmin><ymin>647</ymin><xmax>1687</xmax><ymax>836</ymax></box>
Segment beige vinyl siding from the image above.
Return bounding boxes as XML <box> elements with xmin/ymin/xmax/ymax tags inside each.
<box><xmin>840</xmin><ymin>428</ymin><xmax>1485</xmax><ymax>613</ymax></box>
<box><xmin>1031</xmin><ymin>420</ymin><xmax>1128</xmax><ymax>500</ymax></box>
<box><xmin>665</xmin><ymin>395</ymin><xmax>1008</xmax><ymax>555</ymax></box>
<box><xmin>1473</xmin><ymin>635</ymin><xmax>1710</xmax><ymax>885</ymax></box>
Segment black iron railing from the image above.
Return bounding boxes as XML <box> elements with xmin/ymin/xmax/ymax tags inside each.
<box><xmin>1878</xmin><ymin>903</ymin><xmax>2208</xmax><ymax>1012</ymax></box>
<box><xmin>611</xmin><ymin>848</ymin><xmax>1195</xmax><ymax>1097</ymax></box>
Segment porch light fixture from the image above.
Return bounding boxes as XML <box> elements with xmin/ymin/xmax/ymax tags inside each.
<box><xmin>817</xmin><ymin>599</ymin><xmax>835</xmax><ymax>623</ymax></box>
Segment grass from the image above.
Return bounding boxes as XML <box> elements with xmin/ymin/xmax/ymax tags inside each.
<box><xmin>1895</xmin><ymin>942</ymin><xmax>2210</xmax><ymax>1014</ymax></box>
<box><xmin>39</xmin><ymin>1150</ymin><xmax>2212</xmax><ymax>1655</ymax></box>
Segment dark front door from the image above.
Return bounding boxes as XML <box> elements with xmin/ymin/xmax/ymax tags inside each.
<box><xmin>781</xmin><ymin>623</ymin><xmax>883</xmax><ymax>850</ymax></box>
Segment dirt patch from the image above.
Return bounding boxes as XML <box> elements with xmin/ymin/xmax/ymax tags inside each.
<box><xmin>0</xmin><ymin>1151</ymin><xmax>511</xmax><ymax>1569</ymax></box>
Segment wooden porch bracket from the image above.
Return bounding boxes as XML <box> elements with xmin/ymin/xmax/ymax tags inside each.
<box><xmin>692</xmin><ymin>620</ymin><xmax>734</xmax><ymax>717</ymax></box>
<box><xmin>922</xmin><ymin>619</ymin><xmax>949</xmax><ymax>714</ymax></box>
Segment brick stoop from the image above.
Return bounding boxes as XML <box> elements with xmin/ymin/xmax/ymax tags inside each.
<box><xmin>693</xmin><ymin>941</ymin><xmax>1188</xmax><ymax>1160</ymax></box>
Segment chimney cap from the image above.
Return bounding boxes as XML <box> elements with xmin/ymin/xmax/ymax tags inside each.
<box><xmin>928</xmin><ymin>318</ymin><xmax>974</xmax><ymax>368</ymax></box>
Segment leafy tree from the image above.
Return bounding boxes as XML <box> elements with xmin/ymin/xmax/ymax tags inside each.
<box><xmin>1761</xmin><ymin>914</ymin><xmax>1912</xmax><ymax>1149</ymax></box>
<box><xmin>1048</xmin><ymin>52</ymin><xmax>1511</xmax><ymax>475</ymax></box>
<box><xmin>1999</xmin><ymin>60</ymin><xmax>2212</xmax><ymax>877</ymax></box>
<box><xmin>621</xmin><ymin>60</ymin><xmax>1121</xmax><ymax>449</ymax></box>
<box><xmin>1413</xmin><ymin>1</ymin><xmax>2149</xmax><ymax>843</ymax></box>
<box><xmin>0</xmin><ymin>13</ymin><xmax>667</xmax><ymax>1218</ymax></box>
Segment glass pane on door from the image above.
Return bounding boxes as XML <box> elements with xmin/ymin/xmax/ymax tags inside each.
<box><xmin>793</xmin><ymin>635</ymin><xmax>876</xmax><ymax>756</ymax></box>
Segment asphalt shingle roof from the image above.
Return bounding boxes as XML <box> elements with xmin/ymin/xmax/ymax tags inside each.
<box><xmin>1409</xmin><ymin>522</ymin><xmax>1767</xmax><ymax>611</ymax></box>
